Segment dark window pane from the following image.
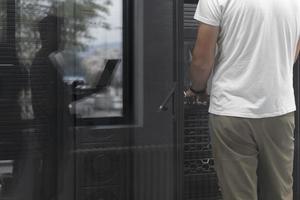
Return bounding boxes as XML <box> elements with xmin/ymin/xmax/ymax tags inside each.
<box><xmin>0</xmin><ymin>1</ymin><xmax>7</xmax><ymax>42</ymax></box>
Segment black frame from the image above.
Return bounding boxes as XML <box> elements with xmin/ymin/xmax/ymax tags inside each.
<box><xmin>75</xmin><ymin>0</ymin><xmax>133</xmax><ymax>126</ymax></box>
<box><xmin>293</xmin><ymin>58</ymin><xmax>300</xmax><ymax>200</ymax></box>
<box><xmin>174</xmin><ymin>0</ymin><xmax>185</xmax><ymax>199</ymax></box>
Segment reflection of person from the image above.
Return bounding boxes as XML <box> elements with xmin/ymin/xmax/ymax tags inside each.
<box><xmin>31</xmin><ymin>15</ymin><xmax>66</xmax><ymax>115</ymax></box>
<box><xmin>186</xmin><ymin>0</ymin><xmax>300</xmax><ymax>199</ymax></box>
<box><xmin>30</xmin><ymin>15</ymin><xmax>65</xmax><ymax>200</ymax></box>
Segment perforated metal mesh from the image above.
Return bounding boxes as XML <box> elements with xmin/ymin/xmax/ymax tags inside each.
<box><xmin>183</xmin><ymin>98</ymin><xmax>222</xmax><ymax>200</ymax></box>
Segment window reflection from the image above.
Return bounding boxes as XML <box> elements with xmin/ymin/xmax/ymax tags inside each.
<box><xmin>0</xmin><ymin>1</ymin><xmax>7</xmax><ymax>42</ymax></box>
<box><xmin>66</xmin><ymin>0</ymin><xmax>124</xmax><ymax>118</ymax></box>
<box><xmin>4</xmin><ymin>0</ymin><xmax>129</xmax><ymax>197</ymax></box>
<box><xmin>16</xmin><ymin>0</ymin><xmax>126</xmax><ymax>120</ymax></box>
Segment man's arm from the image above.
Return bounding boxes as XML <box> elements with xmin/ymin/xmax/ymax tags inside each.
<box><xmin>189</xmin><ymin>23</ymin><xmax>219</xmax><ymax>93</ymax></box>
<box><xmin>295</xmin><ymin>39</ymin><xmax>300</xmax><ymax>63</ymax></box>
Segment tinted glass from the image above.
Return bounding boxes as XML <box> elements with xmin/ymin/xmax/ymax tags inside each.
<box><xmin>0</xmin><ymin>1</ymin><xmax>181</xmax><ymax>200</ymax></box>
<box><xmin>0</xmin><ymin>1</ymin><xmax>7</xmax><ymax>42</ymax></box>
<box><xmin>2</xmin><ymin>0</ymin><xmax>128</xmax><ymax>199</ymax></box>
<box><xmin>62</xmin><ymin>0</ymin><xmax>125</xmax><ymax>119</ymax></box>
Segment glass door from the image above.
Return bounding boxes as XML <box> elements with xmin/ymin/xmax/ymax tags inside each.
<box><xmin>0</xmin><ymin>0</ymin><xmax>183</xmax><ymax>200</ymax></box>
<box><xmin>70</xmin><ymin>0</ymin><xmax>183</xmax><ymax>199</ymax></box>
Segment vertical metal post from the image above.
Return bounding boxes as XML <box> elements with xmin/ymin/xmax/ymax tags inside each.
<box><xmin>293</xmin><ymin>58</ymin><xmax>300</xmax><ymax>200</ymax></box>
<box><xmin>174</xmin><ymin>0</ymin><xmax>184</xmax><ymax>199</ymax></box>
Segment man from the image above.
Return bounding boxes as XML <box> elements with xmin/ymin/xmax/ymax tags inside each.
<box><xmin>186</xmin><ymin>0</ymin><xmax>300</xmax><ymax>199</ymax></box>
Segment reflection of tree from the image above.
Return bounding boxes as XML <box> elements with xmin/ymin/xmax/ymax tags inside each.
<box><xmin>16</xmin><ymin>0</ymin><xmax>112</xmax><ymax>66</ymax></box>
<box><xmin>59</xmin><ymin>0</ymin><xmax>112</xmax><ymax>49</ymax></box>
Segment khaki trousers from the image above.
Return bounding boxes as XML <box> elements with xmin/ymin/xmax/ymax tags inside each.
<box><xmin>209</xmin><ymin>112</ymin><xmax>295</xmax><ymax>200</ymax></box>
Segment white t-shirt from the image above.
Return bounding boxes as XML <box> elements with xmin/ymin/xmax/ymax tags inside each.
<box><xmin>194</xmin><ymin>0</ymin><xmax>300</xmax><ymax>118</ymax></box>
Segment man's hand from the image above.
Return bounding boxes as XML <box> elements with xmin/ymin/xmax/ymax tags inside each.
<box><xmin>184</xmin><ymin>88</ymin><xmax>197</xmax><ymax>97</ymax></box>
<box><xmin>184</xmin><ymin>88</ymin><xmax>209</xmax><ymax>105</ymax></box>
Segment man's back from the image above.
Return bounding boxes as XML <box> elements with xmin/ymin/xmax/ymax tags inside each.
<box><xmin>195</xmin><ymin>0</ymin><xmax>300</xmax><ymax>118</ymax></box>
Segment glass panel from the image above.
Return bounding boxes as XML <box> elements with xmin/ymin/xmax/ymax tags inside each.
<box><xmin>12</xmin><ymin>0</ymin><xmax>130</xmax><ymax>199</ymax></box>
<box><xmin>59</xmin><ymin>0</ymin><xmax>125</xmax><ymax>119</ymax></box>
<box><xmin>16</xmin><ymin>0</ymin><xmax>125</xmax><ymax>120</ymax></box>
<box><xmin>13</xmin><ymin>1</ymin><xmax>69</xmax><ymax>200</ymax></box>
<box><xmin>0</xmin><ymin>0</ymin><xmax>7</xmax><ymax>42</ymax></box>
<box><xmin>2</xmin><ymin>1</ymin><xmax>180</xmax><ymax>200</ymax></box>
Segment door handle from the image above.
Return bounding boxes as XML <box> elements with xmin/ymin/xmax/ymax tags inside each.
<box><xmin>158</xmin><ymin>83</ymin><xmax>177</xmax><ymax>112</ymax></box>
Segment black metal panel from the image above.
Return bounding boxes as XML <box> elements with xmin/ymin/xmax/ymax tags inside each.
<box><xmin>174</xmin><ymin>0</ymin><xmax>185</xmax><ymax>199</ymax></box>
<box><xmin>75</xmin><ymin>128</ymin><xmax>131</xmax><ymax>200</ymax></box>
<box><xmin>293</xmin><ymin>58</ymin><xmax>300</xmax><ymax>200</ymax></box>
<box><xmin>133</xmin><ymin>0</ymin><xmax>175</xmax><ymax>144</ymax></box>
<box><xmin>76</xmin><ymin>150</ymin><xmax>130</xmax><ymax>200</ymax></box>
<box><xmin>78</xmin><ymin>186</ymin><xmax>121</xmax><ymax>200</ymax></box>
<box><xmin>183</xmin><ymin>102</ymin><xmax>221</xmax><ymax>200</ymax></box>
<box><xmin>183</xmin><ymin>3</ymin><xmax>198</xmax><ymax>40</ymax></box>
<box><xmin>131</xmin><ymin>0</ymin><xmax>178</xmax><ymax>199</ymax></box>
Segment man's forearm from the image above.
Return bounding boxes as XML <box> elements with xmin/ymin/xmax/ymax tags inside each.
<box><xmin>189</xmin><ymin>61</ymin><xmax>213</xmax><ymax>91</ymax></box>
<box><xmin>189</xmin><ymin>23</ymin><xmax>219</xmax><ymax>91</ymax></box>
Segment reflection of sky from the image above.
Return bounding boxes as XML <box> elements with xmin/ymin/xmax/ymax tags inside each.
<box><xmin>86</xmin><ymin>0</ymin><xmax>122</xmax><ymax>45</ymax></box>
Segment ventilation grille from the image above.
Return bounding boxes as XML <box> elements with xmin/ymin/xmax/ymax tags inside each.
<box><xmin>184</xmin><ymin>3</ymin><xmax>198</xmax><ymax>29</ymax></box>
<box><xmin>184</xmin><ymin>101</ymin><xmax>222</xmax><ymax>200</ymax></box>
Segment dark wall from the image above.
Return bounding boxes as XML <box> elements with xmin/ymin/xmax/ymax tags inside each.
<box><xmin>293</xmin><ymin>58</ymin><xmax>300</xmax><ymax>200</ymax></box>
